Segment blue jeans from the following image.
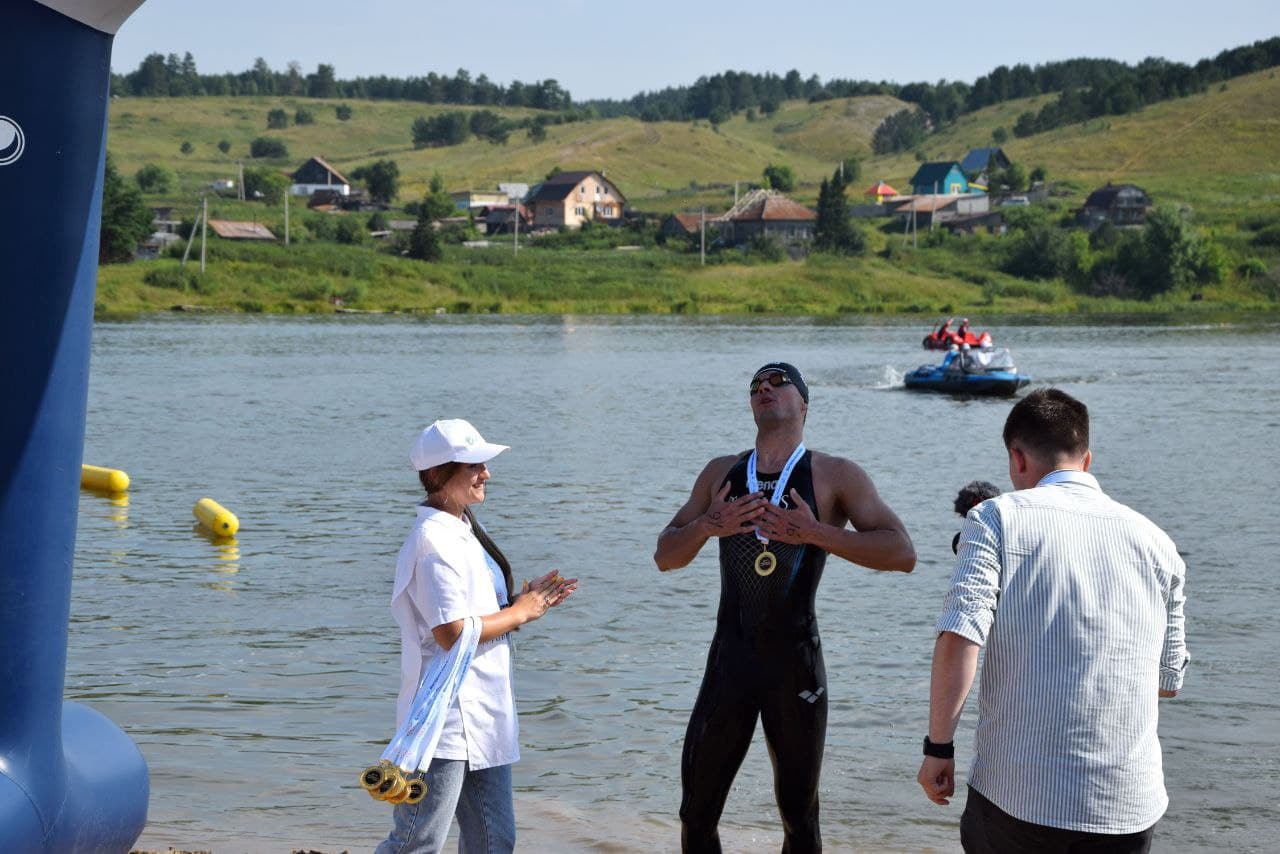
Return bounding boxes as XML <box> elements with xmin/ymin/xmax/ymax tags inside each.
<box><xmin>375</xmin><ymin>758</ymin><xmax>515</xmax><ymax>854</ymax></box>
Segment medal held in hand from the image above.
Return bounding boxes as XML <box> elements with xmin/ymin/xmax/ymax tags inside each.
<box><xmin>747</xmin><ymin>443</ymin><xmax>806</xmax><ymax>578</ymax></box>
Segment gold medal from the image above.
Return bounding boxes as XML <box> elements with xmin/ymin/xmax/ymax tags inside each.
<box><xmin>361</xmin><ymin>760</ymin><xmax>394</xmax><ymax>794</ymax></box>
<box><xmin>404</xmin><ymin>776</ymin><xmax>428</xmax><ymax>804</ymax></box>
<box><xmin>754</xmin><ymin>547</ymin><xmax>778</xmax><ymax>577</ymax></box>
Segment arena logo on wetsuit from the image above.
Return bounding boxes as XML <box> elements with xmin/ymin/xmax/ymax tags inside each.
<box><xmin>744</xmin><ymin>478</ymin><xmax>795</xmax><ymax>508</ymax></box>
<box><xmin>0</xmin><ymin>116</ymin><xmax>25</xmax><ymax>165</ymax></box>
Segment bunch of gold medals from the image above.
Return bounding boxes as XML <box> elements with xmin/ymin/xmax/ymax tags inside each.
<box><xmin>360</xmin><ymin>759</ymin><xmax>427</xmax><ymax>805</ymax></box>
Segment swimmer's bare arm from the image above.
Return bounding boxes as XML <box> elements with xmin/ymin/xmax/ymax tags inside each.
<box><xmin>655</xmin><ymin>456</ymin><xmax>767</xmax><ymax>572</ymax></box>
<box><xmin>757</xmin><ymin>456</ymin><xmax>916</xmax><ymax>572</ymax></box>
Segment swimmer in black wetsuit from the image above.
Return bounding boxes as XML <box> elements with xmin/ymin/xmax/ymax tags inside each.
<box><xmin>655</xmin><ymin>362</ymin><xmax>917</xmax><ymax>853</ymax></box>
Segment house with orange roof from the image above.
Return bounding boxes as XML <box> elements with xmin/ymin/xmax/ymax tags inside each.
<box><xmin>716</xmin><ymin>189</ymin><xmax>816</xmax><ymax>246</ymax></box>
<box><xmin>661</xmin><ymin>211</ymin><xmax>723</xmax><ymax>241</ymax></box>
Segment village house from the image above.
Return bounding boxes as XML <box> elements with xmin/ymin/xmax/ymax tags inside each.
<box><xmin>959</xmin><ymin>147</ymin><xmax>1012</xmax><ymax>188</ymax></box>
<box><xmin>480</xmin><ymin>204</ymin><xmax>532</xmax><ymax>235</ymax></box>
<box><xmin>527</xmin><ymin>170</ymin><xmax>626</xmax><ymax>229</ymax></box>
<box><xmin>660</xmin><ymin>211</ymin><xmax>722</xmax><ymax>241</ymax></box>
<box><xmin>716</xmin><ymin>189</ymin><xmax>816</xmax><ymax>246</ymax></box>
<box><xmin>451</xmin><ymin>189</ymin><xmax>510</xmax><ymax>211</ymax></box>
<box><xmin>909</xmin><ymin>161</ymin><xmax>969</xmax><ymax>196</ymax></box>
<box><xmin>1077</xmin><ymin>182</ymin><xmax>1153</xmax><ymax>229</ymax></box>
<box><xmin>207</xmin><ymin>220</ymin><xmax>276</xmax><ymax>240</ymax></box>
<box><xmin>944</xmin><ymin>210</ymin><xmax>1006</xmax><ymax>237</ymax></box>
<box><xmin>891</xmin><ymin>193</ymin><xmax>990</xmax><ymax>228</ymax></box>
<box><xmin>497</xmin><ymin>182</ymin><xmax>530</xmax><ymax>203</ymax></box>
<box><xmin>290</xmin><ymin>156</ymin><xmax>350</xmax><ymax>197</ymax></box>
<box><xmin>136</xmin><ymin>205</ymin><xmax>183</xmax><ymax>259</ymax></box>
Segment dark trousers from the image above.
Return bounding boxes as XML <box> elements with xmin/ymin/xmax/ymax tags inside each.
<box><xmin>961</xmin><ymin>786</ymin><xmax>1155</xmax><ymax>854</ymax></box>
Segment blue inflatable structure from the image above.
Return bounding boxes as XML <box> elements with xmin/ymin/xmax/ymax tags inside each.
<box><xmin>1</xmin><ymin>1</ymin><xmax>150</xmax><ymax>849</ymax></box>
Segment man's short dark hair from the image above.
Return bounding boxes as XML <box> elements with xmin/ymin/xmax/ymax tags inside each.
<box><xmin>1003</xmin><ymin>388</ymin><xmax>1089</xmax><ymax>459</ymax></box>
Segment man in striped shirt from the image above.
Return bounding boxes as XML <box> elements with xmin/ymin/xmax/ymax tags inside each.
<box><xmin>918</xmin><ymin>388</ymin><xmax>1189</xmax><ymax>853</ymax></box>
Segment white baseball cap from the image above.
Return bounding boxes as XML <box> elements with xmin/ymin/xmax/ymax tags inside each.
<box><xmin>410</xmin><ymin>419</ymin><xmax>509</xmax><ymax>471</ymax></box>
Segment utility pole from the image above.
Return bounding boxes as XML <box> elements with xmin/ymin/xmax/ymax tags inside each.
<box><xmin>200</xmin><ymin>195</ymin><xmax>208</xmax><ymax>273</ymax></box>
<box><xmin>513</xmin><ymin>202</ymin><xmax>519</xmax><ymax>256</ymax></box>
<box><xmin>734</xmin><ymin>181</ymin><xmax>739</xmax><ymax>206</ymax></box>
<box><xmin>284</xmin><ymin>189</ymin><xmax>290</xmax><ymax>246</ymax></box>
<box><xmin>238</xmin><ymin>162</ymin><xmax>245</xmax><ymax>201</ymax></box>
<box><xmin>181</xmin><ymin>204</ymin><xmax>201</xmax><ymax>267</ymax></box>
<box><xmin>700</xmin><ymin>207</ymin><xmax>706</xmax><ymax>266</ymax></box>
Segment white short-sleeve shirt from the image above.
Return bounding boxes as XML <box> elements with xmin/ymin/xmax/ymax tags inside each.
<box><xmin>390</xmin><ymin>505</ymin><xmax>519</xmax><ymax>770</ymax></box>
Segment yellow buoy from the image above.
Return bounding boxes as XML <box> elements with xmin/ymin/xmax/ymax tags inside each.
<box><xmin>193</xmin><ymin>497</ymin><xmax>239</xmax><ymax>537</ymax></box>
<box><xmin>81</xmin><ymin>464</ymin><xmax>130</xmax><ymax>493</ymax></box>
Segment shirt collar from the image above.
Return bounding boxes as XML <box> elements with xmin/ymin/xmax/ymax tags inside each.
<box><xmin>1037</xmin><ymin>469</ymin><xmax>1099</xmax><ymax>490</ymax></box>
<box><xmin>416</xmin><ymin>503</ymin><xmax>473</xmax><ymax>534</ymax></box>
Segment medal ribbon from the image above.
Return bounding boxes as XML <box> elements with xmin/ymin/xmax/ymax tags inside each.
<box><xmin>747</xmin><ymin>442</ymin><xmax>806</xmax><ymax>544</ymax></box>
<box><xmin>382</xmin><ymin>615</ymin><xmax>481</xmax><ymax>772</ymax></box>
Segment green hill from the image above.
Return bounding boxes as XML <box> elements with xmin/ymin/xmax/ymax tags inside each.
<box><xmin>862</xmin><ymin>70</ymin><xmax>1280</xmax><ymax>220</ymax></box>
<box><xmin>107</xmin><ymin>93</ymin><xmax>911</xmax><ymax>208</ymax></box>
<box><xmin>108</xmin><ymin>68</ymin><xmax>1279</xmax><ymax>215</ymax></box>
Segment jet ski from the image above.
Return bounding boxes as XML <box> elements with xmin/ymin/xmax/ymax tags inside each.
<box><xmin>923</xmin><ymin>317</ymin><xmax>993</xmax><ymax>350</ymax></box>
<box><xmin>905</xmin><ymin>346</ymin><xmax>1030</xmax><ymax>396</ymax></box>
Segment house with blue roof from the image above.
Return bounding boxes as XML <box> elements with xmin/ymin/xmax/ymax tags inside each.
<box><xmin>909</xmin><ymin>162</ymin><xmax>969</xmax><ymax>196</ymax></box>
<box><xmin>960</xmin><ymin>147</ymin><xmax>1011</xmax><ymax>181</ymax></box>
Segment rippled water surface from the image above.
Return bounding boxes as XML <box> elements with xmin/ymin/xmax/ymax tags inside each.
<box><xmin>72</xmin><ymin>315</ymin><xmax>1280</xmax><ymax>852</ymax></box>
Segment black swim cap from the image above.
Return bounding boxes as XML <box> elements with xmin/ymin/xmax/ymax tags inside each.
<box><xmin>753</xmin><ymin>362</ymin><xmax>809</xmax><ymax>403</ymax></box>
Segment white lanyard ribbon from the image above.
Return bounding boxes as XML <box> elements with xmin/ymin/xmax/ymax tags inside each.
<box><xmin>747</xmin><ymin>442</ymin><xmax>806</xmax><ymax>544</ymax></box>
<box><xmin>382</xmin><ymin>615</ymin><xmax>481</xmax><ymax>772</ymax></box>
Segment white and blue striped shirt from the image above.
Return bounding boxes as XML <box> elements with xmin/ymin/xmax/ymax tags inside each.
<box><xmin>937</xmin><ymin>470</ymin><xmax>1189</xmax><ymax>834</ymax></box>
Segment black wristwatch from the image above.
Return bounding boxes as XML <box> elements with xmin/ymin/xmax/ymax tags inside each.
<box><xmin>923</xmin><ymin>736</ymin><xmax>955</xmax><ymax>759</ymax></box>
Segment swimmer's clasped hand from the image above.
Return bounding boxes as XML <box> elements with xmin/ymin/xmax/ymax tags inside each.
<box><xmin>756</xmin><ymin>488</ymin><xmax>819</xmax><ymax>545</ymax></box>
<box><xmin>701</xmin><ymin>482</ymin><xmax>767</xmax><ymax>538</ymax></box>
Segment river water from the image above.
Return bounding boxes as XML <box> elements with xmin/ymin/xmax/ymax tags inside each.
<box><xmin>71</xmin><ymin>314</ymin><xmax>1279</xmax><ymax>852</ymax></box>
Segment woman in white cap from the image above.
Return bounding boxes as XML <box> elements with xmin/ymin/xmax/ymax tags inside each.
<box><xmin>376</xmin><ymin>418</ymin><xmax>576</xmax><ymax>854</ymax></box>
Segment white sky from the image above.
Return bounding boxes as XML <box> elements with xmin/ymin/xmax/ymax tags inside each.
<box><xmin>108</xmin><ymin>0</ymin><xmax>1278</xmax><ymax>101</ymax></box>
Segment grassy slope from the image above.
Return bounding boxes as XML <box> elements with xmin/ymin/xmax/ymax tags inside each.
<box><xmin>107</xmin><ymin>93</ymin><xmax>910</xmax><ymax>210</ymax></box>
<box><xmin>111</xmin><ymin>70</ymin><xmax>1279</xmax><ymax>214</ymax></box>
<box><xmin>863</xmin><ymin>70</ymin><xmax>1280</xmax><ymax>219</ymax></box>
<box><xmin>101</xmin><ymin>70</ymin><xmax>1280</xmax><ymax>315</ymax></box>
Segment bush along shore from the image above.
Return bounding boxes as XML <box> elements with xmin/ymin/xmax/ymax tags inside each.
<box><xmin>97</xmin><ymin>205</ymin><xmax>1279</xmax><ymax>318</ymax></box>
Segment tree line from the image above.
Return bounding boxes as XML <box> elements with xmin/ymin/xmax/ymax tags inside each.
<box><xmin>111</xmin><ymin>55</ymin><xmax>572</xmax><ymax>110</ymax></box>
<box><xmin>581</xmin><ymin>37</ymin><xmax>1280</xmax><ymax>131</ymax></box>
<box><xmin>112</xmin><ymin>37</ymin><xmax>1279</xmax><ymax>140</ymax></box>
<box><xmin>1006</xmin><ymin>53</ymin><xmax>1259</xmax><ymax>138</ymax></box>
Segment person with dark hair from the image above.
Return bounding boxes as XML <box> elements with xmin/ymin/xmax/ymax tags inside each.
<box><xmin>951</xmin><ymin>480</ymin><xmax>1001</xmax><ymax>554</ymax></box>
<box><xmin>919</xmin><ymin>388</ymin><xmax>1190</xmax><ymax>853</ymax></box>
<box><xmin>655</xmin><ymin>362</ymin><xmax>917</xmax><ymax>853</ymax></box>
<box><xmin>376</xmin><ymin>419</ymin><xmax>577</xmax><ymax>854</ymax></box>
